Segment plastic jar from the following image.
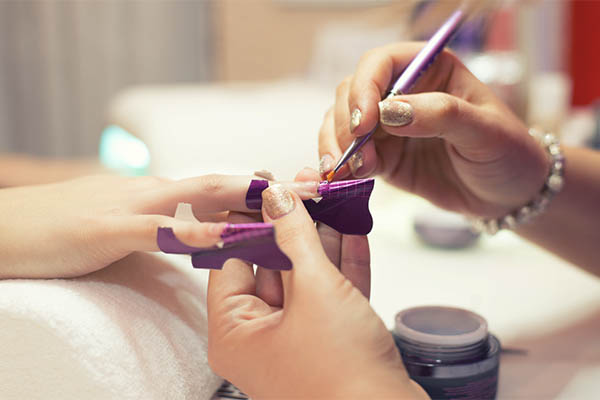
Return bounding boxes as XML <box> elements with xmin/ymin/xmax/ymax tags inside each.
<box><xmin>392</xmin><ymin>306</ymin><xmax>500</xmax><ymax>399</ymax></box>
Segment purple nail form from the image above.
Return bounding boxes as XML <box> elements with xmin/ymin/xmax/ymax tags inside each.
<box><xmin>245</xmin><ymin>180</ymin><xmax>268</xmax><ymax>209</ymax></box>
<box><xmin>246</xmin><ymin>178</ymin><xmax>375</xmax><ymax>235</ymax></box>
<box><xmin>156</xmin><ymin>178</ymin><xmax>374</xmax><ymax>270</ymax></box>
<box><xmin>157</xmin><ymin>223</ymin><xmax>292</xmax><ymax>270</ymax></box>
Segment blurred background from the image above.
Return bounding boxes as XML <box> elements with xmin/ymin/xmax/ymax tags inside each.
<box><xmin>1</xmin><ymin>3</ymin><xmax>599</xmax><ymax>397</ymax></box>
<box><xmin>1</xmin><ymin>0</ymin><xmax>598</xmax><ymax>161</ymax></box>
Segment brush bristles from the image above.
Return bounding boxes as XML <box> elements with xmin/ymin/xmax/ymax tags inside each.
<box><xmin>326</xmin><ymin>170</ymin><xmax>335</xmax><ymax>183</ymax></box>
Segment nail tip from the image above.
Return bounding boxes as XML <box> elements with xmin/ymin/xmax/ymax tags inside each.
<box><xmin>319</xmin><ymin>154</ymin><xmax>334</xmax><ymax>175</ymax></box>
<box><xmin>350</xmin><ymin>108</ymin><xmax>362</xmax><ymax>133</ymax></box>
<box><xmin>348</xmin><ymin>151</ymin><xmax>364</xmax><ymax>176</ymax></box>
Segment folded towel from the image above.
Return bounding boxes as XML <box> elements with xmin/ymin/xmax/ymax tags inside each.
<box><xmin>0</xmin><ymin>252</ymin><xmax>223</xmax><ymax>400</ymax></box>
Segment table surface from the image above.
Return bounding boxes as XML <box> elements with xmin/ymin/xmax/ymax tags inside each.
<box><xmin>109</xmin><ymin>80</ymin><xmax>600</xmax><ymax>399</ymax></box>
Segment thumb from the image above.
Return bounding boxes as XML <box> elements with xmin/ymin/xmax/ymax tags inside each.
<box><xmin>377</xmin><ymin>93</ymin><xmax>507</xmax><ymax>160</ymax></box>
<box><xmin>260</xmin><ymin>184</ymin><xmax>337</xmax><ymax>292</ymax></box>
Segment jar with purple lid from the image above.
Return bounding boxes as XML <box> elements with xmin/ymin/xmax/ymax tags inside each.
<box><xmin>392</xmin><ymin>306</ymin><xmax>500</xmax><ymax>400</ymax></box>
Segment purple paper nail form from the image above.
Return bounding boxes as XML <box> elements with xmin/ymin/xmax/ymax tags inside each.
<box><xmin>245</xmin><ymin>180</ymin><xmax>269</xmax><ymax>209</ymax></box>
<box><xmin>157</xmin><ymin>223</ymin><xmax>292</xmax><ymax>270</ymax></box>
<box><xmin>157</xmin><ymin>178</ymin><xmax>374</xmax><ymax>271</ymax></box>
<box><xmin>246</xmin><ymin>178</ymin><xmax>375</xmax><ymax>235</ymax></box>
<box><xmin>308</xmin><ymin>179</ymin><xmax>374</xmax><ymax>235</ymax></box>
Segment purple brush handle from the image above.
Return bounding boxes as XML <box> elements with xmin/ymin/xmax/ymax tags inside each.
<box><xmin>390</xmin><ymin>10</ymin><xmax>464</xmax><ymax>96</ymax></box>
<box><xmin>334</xmin><ymin>9</ymin><xmax>465</xmax><ymax>172</ymax></box>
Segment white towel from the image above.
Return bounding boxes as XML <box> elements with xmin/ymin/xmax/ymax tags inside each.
<box><xmin>0</xmin><ymin>251</ymin><xmax>223</xmax><ymax>400</ymax></box>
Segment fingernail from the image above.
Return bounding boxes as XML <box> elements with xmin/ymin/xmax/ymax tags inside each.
<box><xmin>254</xmin><ymin>169</ymin><xmax>276</xmax><ymax>181</ymax></box>
<box><xmin>319</xmin><ymin>154</ymin><xmax>334</xmax><ymax>175</ymax></box>
<box><xmin>378</xmin><ymin>98</ymin><xmax>413</xmax><ymax>127</ymax></box>
<box><xmin>349</xmin><ymin>151</ymin><xmax>364</xmax><ymax>176</ymax></box>
<box><xmin>208</xmin><ymin>222</ymin><xmax>229</xmax><ymax>236</ymax></box>
<box><xmin>262</xmin><ymin>184</ymin><xmax>295</xmax><ymax>219</ymax></box>
<box><xmin>284</xmin><ymin>181</ymin><xmax>319</xmax><ymax>198</ymax></box>
<box><xmin>350</xmin><ymin>108</ymin><xmax>362</xmax><ymax>132</ymax></box>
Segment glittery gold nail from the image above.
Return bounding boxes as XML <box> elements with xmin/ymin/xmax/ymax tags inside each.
<box><xmin>319</xmin><ymin>154</ymin><xmax>334</xmax><ymax>175</ymax></box>
<box><xmin>349</xmin><ymin>151</ymin><xmax>364</xmax><ymax>176</ymax></box>
<box><xmin>350</xmin><ymin>108</ymin><xmax>362</xmax><ymax>132</ymax></box>
<box><xmin>379</xmin><ymin>99</ymin><xmax>413</xmax><ymax>127</ymax></box>
<box><xmin>262</xmin><ymin>184</ymin><xmax>295</xmax><ymax>220</ymax></box>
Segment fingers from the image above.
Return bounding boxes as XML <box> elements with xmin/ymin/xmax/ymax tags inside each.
<box><xmin>227</xmin><ymin>211</ymin><xmax>283</xmax><ymax>307</ymax></box>
<box><xmin>207</xmin><ymin>258</ymin><xmax>256</xmax><ymax>315</ymax></box>
<box><xmin>155</xmin><ymin>174</ymin><xmax>253</xmax><ymax>215</ymax></box>
<box><xmin>347</xmin><ymin>139</ymin><xmax>378</xmax><ymax>179</ymax></box>
<box><xmin>294</xmin><ymin>167</ymin><xmax>320</xmax><ymax>183</ymax></box>
<box><xmin>334</xmin><ymin>77</ymin><xmax>355</xmax><ymax>149</ymax></box>
<box><xmin>254</xmin><ymin>170</ymin><xmax>321</xmax><ymax>308</ymax></box>
<box><xmin>318</xmin><ymin>102</ymin><xmax>378</xmax><ymax>180</ymax></box>
<box><xmin>113</xmin><ymin>214</ymin><xmax>227</xmax><ymax>252</ymax></box>
<box><xmin>347</xmin><ymin>43</ymin><xmax>469</xmax><ymax>137</ymax></box>
<box><xmin>347</xmin><ymin>42</ymin><xmax>425</xmax><ymax>137</ymax></box>
<box><xmin>318</xmin><ymin>108</ymin><xmax>350</xmax><ymax>180</ymax></box>
<box><xmin>340</xmin><ymin>234</ymin><xmax>371</xmax><ymax>299</ymax></box>
<box><xmin>299</xmin><ymin>170</ymin><xmax>344</xmax><ymax>266</ymax></box>
<box><xmin>255</xmin><ymin>267</ymin><xmax>283</xmax><ymax>308</ymax></box>
<box><xmin>320</xmin><ymin>72</ymin><xmax>383</xmax><ymax>180</ymax></box>
<box><xmin>334</xmin><ymin>77</ymin><xmax>379</xmax><ymax>179</ymax></box>
<box><xmin>205</xmin><ymin>211</ymin><xmax>257</xmax><ymax>309</ymax></box>
<box><xmin>377</xmin><ymin>92</ymin><xmax>503</xmax><ymax>157</ymax></box>
<box><xmin>144</xmin><ymin>174</ymin><xmax>320</xmax><ymax>216</ymax></box>
<box><xmin>261</xmin><ymin>185</ymin><xmax>334</xmax><ymax>291</ymax></box>
<box><xmin>317</xmin><ymin>223</ymin><xmax>341</xmax><ymax>267</ymax></box>
<box><xmin>318</xmin><ymin>223</ymin><xmax>370</xmax><ymax>299</ymax></box>
<box><xmin>321</xmin><ymin>42</ymin><xmax>498</xmax><ymax>179</ymax></box>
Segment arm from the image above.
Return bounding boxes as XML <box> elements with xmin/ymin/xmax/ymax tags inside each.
<box><xmin>516</xmin><ymin>146</ymin><xmax>600</xmax><ymax>274</ymax></box>
<box><xmin>0</xmin><ymin>173</ymin><xmax>320</xmax><ymax>279</ymax></box>
<box><xmin>0</xmin><ymin>154</ymin><xmax>106</xmax><ymax>188</ymax></box>
<box><xmin>318</xmin><ymin>42</ymin><xmax>599</xmax><ymax>274</ymax></box>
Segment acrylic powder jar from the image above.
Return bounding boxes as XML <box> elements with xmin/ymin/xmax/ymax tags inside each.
<box><xmin>392</xmin><ymin>306</ymin><xmax>500</xmax><ymax>399</ymax></box>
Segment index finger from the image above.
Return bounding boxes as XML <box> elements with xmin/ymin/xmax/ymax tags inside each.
<box><xmin>145</xmin><ymin>175</ymin><xmax>321</xmax><ymax>216</ymax></box>
<box><xmin>207</xmin><ymin>259</ymin><xmax>256</xmax><ymax>309</ymax></box>
<box><xmin>348</xmin><ymin>42</ymin><xmax>466</xmax><ymax>137</ymax></box>
<box><xmin>207</xmin><ymin>210</ymin><xmax>259</xmax><ymax>307</ymax></box>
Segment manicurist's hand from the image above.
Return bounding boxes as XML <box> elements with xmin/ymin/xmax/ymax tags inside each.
<box><xmin>319</xmin><ymin>42</ymin><xmax>550</xmax><ymax>219</ymax></box>
<box><xmin>0</xmin><ymin>174</ymin><xmax>320</xmax><ymax>279</ymax></box>
<box><xmin>319</xmin><ymin>42</ymin><xmax>600</xmax><ymax>273</ymax></box>
<box><xmin>207</xmin><ymin>182</ymin><xmax>428</xmax><ymax>399</ymax></box>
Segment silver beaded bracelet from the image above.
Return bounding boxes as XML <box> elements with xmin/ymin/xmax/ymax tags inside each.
<box><xmin>469</xmin><ymin>128</ymin><xmax>565</xmax><ymax>235</ymax></box>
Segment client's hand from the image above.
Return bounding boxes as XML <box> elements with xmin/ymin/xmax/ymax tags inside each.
<box><xmin>0</xmin><ymin>174</ymin><xmax>319</xmax><ymax>279</ymax></box>
<box><xmin>207</xmin><ymin>183</ymin><xmax>428</xmax><ymax>399</ymax></box>
<box><xmin>319</xmin><ymin>42</ymin><xmax>550</xmax><ymax>218</ymax></box>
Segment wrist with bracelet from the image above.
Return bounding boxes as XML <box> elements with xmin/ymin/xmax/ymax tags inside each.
<box><xmin>470</xmin><ymin>128</ymin><xmax>565</xmax><ymax>235</ymax></box>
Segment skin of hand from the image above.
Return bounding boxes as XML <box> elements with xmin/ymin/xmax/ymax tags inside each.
<box><xmin>0</xmin><ymin>174</ymin><xmax>320</xmax><ymax>279</ymax></box>
<box><xmin>0</xmin><ymin>154</ymin><xmax>108</xmax><ymax>188</ymax></box>
<box><xmin>252</xmin><ymin>167</ymin><xmax>372</xmax><ymax>306</ymax></box>
<box><xmin>318</xmin><ymin>42</ymin><xmax>550</xmax><ymax>219</ymax></box>
<box><xmin>207</xmin><ymin>169</ymin><xmax>428</xmax><ymax>399</ymax></box>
